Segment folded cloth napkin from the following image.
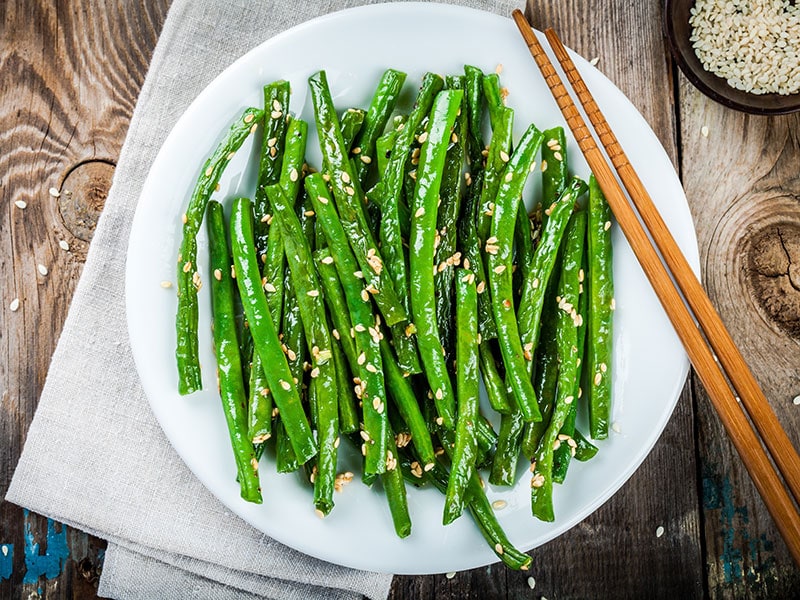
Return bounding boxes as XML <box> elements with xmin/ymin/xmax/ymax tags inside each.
<box><xmin>6</xmin><ymin>0</ymin><xmax>521</xmax><ymax>598</ymax></box>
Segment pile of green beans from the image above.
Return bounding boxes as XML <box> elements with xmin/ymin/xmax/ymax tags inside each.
<box><xmin>173</xmin><ymin>65</ymin><xmax>615</xmax><ymax>569</ymax></box>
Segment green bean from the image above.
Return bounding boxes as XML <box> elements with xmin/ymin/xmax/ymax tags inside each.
<box><xmin>305</xmin><ymin>173</ymin><xmax>388</xmax><ymax>475</ymax></box>
<box><xmin>206</xmin><ymin>201</ymin><xmax>262</xmax><ymax>503</ymax></box>
<box><xmin>517</xmin><ymin>177</ymin><xmax>587</xmax><ymax>378</ymax></box>
<box><xmin>477</xmin><ymin>106</ymin><xmax>514</xmax><ymax>245</ymax></box>
<box><xmin>351</xmin><ymin>68</ymin><xmax>407</xmax><ymax>184</ymax></box>
<box><xmin>540</xmin><ymin>127</ymin><xmax>569</xmax><ymax>216</ymax></box>
<box><xmin>479</xmin><ymin>341</ymin><xmax>513</xmax><ymax>414</ymax></box>
<box><xmin>482</xmin><ymin>72</ymin><xmax>505</xmax><ymax>131</ymax></box>
<box><xmin>486</xmin><ymin>123</ymin><xmax>544</xmax><ymax>422</ymax></box>
<box><xmin>314</xmin><ymin>247</ymin><xmax>360</xmax><ymax>434</ymax></box>
<box><xmin>573</xmin><ymin>428</ymin><xmax>599</xmax><ymax>461</ymax></box>
<box><xmin>229</xmin><ymin>197</ymin><xmax>317</xmax><ymax>465</ymax></box>
<box><xmin>249</xmin><ymin>117</ymin><xmax>308</xmax><ymax>442</ymax></box>
<box><xmin>375</xmin><ymin>115</ymin><xmax>407</xmax><ymax>177</ymax></box>
<box><xmin>254</xmin><ymin>81</ymin><xmax>291</xmax><ymax>250</ymax></box>
<box><xmin>332</xmin><ymin>337</ymin><xmax>360</xmax><ymax>434</ymax></box>
<box><xmin>275</xmin><ymin>420</ymin><xmax>299</xmax><ymax>474</ymax></box>
<box><xmin>554</xmin><ymin>222</ymin><xmax>588</xmax><ymax>483</ymax></box>
<box><xmin>308</xmin><ymin>70</ymin><xmax>408</xmax><ymax>327</ymax></box>
<box><xmin>176</xmin><ymin>106</ymin><xmax>263</xmax><ymax>395</ymax></box>
<box><xmin>341</xmin><ymin>107</ymin><xmax>366</xmax><ymax>150</ymax></box>
<box><xmin>430</xmin><ymin>442</ymin><xmax>531</xmax><ymax>570</ymax></box>
<box><xmin>489</xmin><ymin>408</ymin><xmax>525</xmax><ymax>487</ymax></box>
<box><xmin>586</xmin><ymin>175</ymin><xmax>614</xmax><ymax>440</ymax></box>
<box><xmin>443</xmin><ymin>268</ymin><xmax>480</xmax><ymax>524</ymax></box>
<box><xmin>531</xmin><ymin>210</ymin><xmax>585</xmax><ymax>521</ymax></box>
<box><xmin>434</xmin><ymin>76</ymin><xmax>468</xmax><ymax>366</ymax></box>
<box><xmin>459</xmin><ymin>171</ymin><xmax>496</xmax><ymax>340</ymax></box>
<box><xmin>463</xmin><ymin>65</ymin><xmax>485</xmax><ymax>168</ymax></box>
<box><xmin>381</xmin><ymin>426</ymin><xmax>411</xmax><ymax>538</ymax></box>
<box><xmin>267</xmin><ymin>183</ymin><xmax>339</xmax><ymax>515</ymax></box>
<box><xmin>408</xmin><ymin>89</ymin><xmax>463</xmax><ymax>429</ymax></box>
<box><xmin>380</xmin><ymin>338</ymin><xmax>436</xmax><ymax>466</ymax></box>
<box><xmin>521</xmin><ymin>259</ymin><xmax>561</xmax><ymax>458</ymax></box>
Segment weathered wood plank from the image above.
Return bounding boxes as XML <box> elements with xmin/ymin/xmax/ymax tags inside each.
<box><xmin>0</xmin><ymin>1</ymin><xmax>169</xmax><ymax>597</ymax></box>
<box><xmin>677</xmin><ymin>68</ymin><xmax>800</xmax><ymax>597</ymax></box>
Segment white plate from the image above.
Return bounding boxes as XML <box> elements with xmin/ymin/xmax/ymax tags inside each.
<box><xmin>126</xmin><ymin>2</ymin><xmax>699</xmax><ymax>575</ymax></box>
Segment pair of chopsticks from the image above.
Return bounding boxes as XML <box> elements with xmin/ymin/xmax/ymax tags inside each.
<box><xmin>511</xmin><ymin>10</ymin><xmax>800</xmax><ymax>565</ymax></box>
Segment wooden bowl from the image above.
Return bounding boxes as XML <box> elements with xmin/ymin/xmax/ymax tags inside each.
<box><xmin>663</xmin><ymin>0</ymin><xmax>800</xmax><ymax>115</ymax></box>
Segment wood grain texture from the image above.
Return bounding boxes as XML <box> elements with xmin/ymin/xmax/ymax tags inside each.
<box><xmin>0</xmin><ymin>1</ymin><xmax>169</xmax><ymax>598</ymax></box>
<box><xmin>6</xmin><ymin>0</ymin><xmax>798</xmax><ymax>598</ymax></box>
<box><xmin>678</xmin><ymin>69</ymin><xmax>800</xmax><ymax>597</ymax></box>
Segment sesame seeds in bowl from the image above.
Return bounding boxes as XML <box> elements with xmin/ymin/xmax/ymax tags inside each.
<box><xmin>664</xmin><ymin>0</ymin><xmax>800</xmax><ymax>114</ymax></box>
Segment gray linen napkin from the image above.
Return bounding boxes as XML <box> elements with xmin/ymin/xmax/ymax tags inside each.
<box><xmin>6</xmin><ymin>0</ymin><xmax>521</xmax><ymax>598</ymax></box>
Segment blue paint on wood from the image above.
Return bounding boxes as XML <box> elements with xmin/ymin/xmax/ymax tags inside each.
<box><xmin>0</xmin><ymin>543</ymin><xmax>13</xmax><ymax>580</ymax></box>
<box><xmin>702</xmin><ymin>463</ymin><xmax>778</xmax><ymax>590</ymax></box>
<box><xmin>22</xmin><ymin>510</ymin><xmax>70</xmax><ymax>584</ymax></box>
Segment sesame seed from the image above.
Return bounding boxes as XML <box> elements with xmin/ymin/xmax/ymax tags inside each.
<box><xmin>37</xmin><ymin>264</ymin><xmax>48</xmax><ymax>276</ymax></box>
<box><xmin>244</xmin><ymin>113</ymin><xmax>255</xmax><ymax>123</ymax></box>
<box><xmin>492</xmin><ymin>500</ymin><xmax>507</xmax><ymax>510</ymax></box>
<box><xmin>9</xmin><ymin>298</ymin><xmax>20</xmax><ymax>312</ymax></box>
<box><xmin>318</xmin><ymin>195</ymin><xmax>329</xmax><ymax>205</ymax></box>
<box><xmin>289</xmin><ymin>168</ymin><xmax>299</xmax><ymax>182</ymax></box>
<box><xmin>415</xmin><ymin>206</ymin><xmax>425</xmax><ymax>218</ymax></box>
<box><xmin>213</xmin><ymin>269</ymin><xmax>222</xmax><ymax>281</ymax></box>
<box><xmin>321</xmin><ymin>255</ymin><xmax>334</xmax><ymax>265</ymax></box>
<box><xmin>604</xmin><ymin>220</ymin><xmax>612</xmax><ymax>231</ymax></box>
<box><xmin>315</xmin><ymin>508</ymin><xmax>325</xmax><ymax>519</ymax></box>
<box><xmin>527</xmin><ymin>576</ymin><xmax>536</xmax><ymax>589</ymax></box>
<box><xmin>48</xmin><ymin>187</ymin><xmax>61</xmax><ymax>198</ymax></box>
<box><xmin>306</xmin><ymin>289</ymin><xmax>320</xmax><ymax>297</ymax></box>
<box><xmin>341</xmin><ymin>171</ymin><xmax>351</xmax><ymax>184</ymax></box>
<box><xmin>656</xmin><ymin>525</ymin><xmax>665</xmax><ymax>538</ymax></box>
<box><xmin>310</xmin><ymin>367</ymin><xmax>320</xmax><ymax>378</ymax></box>
<box><xmin>553</xmin><ymin>151</ymin><xmax>563</xmax><ymax>162</ymax></box>
<box><xmin>372</xmin><ymin>397</ymin><xmax>382</xmax><ymax>410</ymax></box>
<box><xmin>361</xmin><ymin>289</ymin><xmax>370</xmax><ymax>302</ymax></box>
<box><xmin>353</xmin><ymin>270</ymin><xmax>364</xmax><ymax>279</ymax></box>
<box><xmin>250</xmin><ymin>123</ymin><xmax>258</xmax><ymax>134</ymax></box>
<box><xmin>264</xmin><ymin>282</ymin><xmax>277</xmax><ymax>293</ymax></box>
<box><xmin>352</xmin><ymin>146</ymin><xmax>362</xmax><ymax>154</ymax></box>
<box><xmin>531</xmin><ymin>473</ymin><xmax>545</xmax><ymax>488</ymax></box>
<box><xmin>493</xmin><ymin>265</ymin><xmax>507</xmax><ymax>274</ymax></box>
<box><xmin>590</xmin><ymin>56</ymin><xmax>600</xmax><ymax>66</ymax></box>
<box><xmin>610</xmin><ymin>298</ymin><xmax>616</xmax><ymax>310</ymax></box>
<box><xmin>15</xmin><ymin>200</ymin><xmax>27</xmax><ymax>209</ymax></box>
<box><xmin>366</xmin><ymin>363</ymin><xmax>378</xmax><ymax>373</ymax></box>
<box><xmin>541</xmin><ymin>160</ymin><xmax>548</xmax><ymax>172</ymax></box>
<box><xmin>499</xmin><ymin>150</ymin><xmax>510</xmax><ymax>162</ymax></box>
<box><xmin>160</xmin><ymin>281</ymin><xmax>172</xmax><ymax>288</ymax></box>
<box><xmin>345</xmin><ymin>186</ymin><xmax>355</xmax><ymax>196</ymax></box>
<box><xmin>612</xmin><ymin>421</ymin><xmax>622</xmax><ymax>433</ymax></box>
<box><xmin>226</xmin><ymin>151</ymin><xmax>235</xmax><ymax>161</ymax></box>
<box><xmin>594</xmin><ymin>372</ymin><xmax>603</xmax><ymax>385</ymax></box>
<box><xmin>564</xmin><ymin>395</ymin><xmax>574</xmax><ymax>405</ymax></box>
<box><xmin>267</xmin><ymin>137</ymin><xmax>277</xmax><ymax>147</ymax></box>
<box><xmin>357</xmin><ymin>352</ymin><xmax>366</xmax><ymax>365</ymax></box>
<box><xmin>445</xmin><ymin>572</ymin><xmax>456</xmax><ymax>579</ymax></box>
<box><xmin>476</xmin><ymin>281</ymin><xmax>486</xmax><ymax>294</ymax></box>
<box><xmin>600</xmin><ymin>362</ymin><xmax>608</xmax><ymax>373</ymax></box>
<box><xmin>58</xmin><ymin>240</ymin><xmax>70</xmax><ymax>251</ymax></box>
<box><xmin>494</xmin><ymin>543</ymin><xmax>504</xmax><ymax>555</ymax></box>
<box><xmin>417</xmin><ymin>131</ymin><xmax>429</xmax><ymax>143</ymax></box>
<box><xmin>504</xmin><ymin>171</ymin><xmax>513</xmax><ymax>182</ymax></box>
<box><xmin>360</xmin><ymin>155</ymin><xmax>372</xmax><ymax>164</ymax></box>
<box><xmin>701</xmin><ymin>125</ymin><xmax>709</xmax><ymax>138</ymax></box>
<box><xmin>280</xmin><ymin>380</ymin><xmax>292</xmax><ymax>391</ymax></box>
<box><xmin>286</xmin><ymin>348</ymin><xmax>297</xmax><ymax>361</ymax></box>
<box><xmin>793</xmin><ymin>395</ymin><xmax>800</xmax><ymax>406</ymax></box>
<box><xmin>355</xmin><ymin>323</ymin><xmax>366</xmax><ymax>332</ymax></box>
<box><xmin>435</xmin><ymin>417</ymin><xmax>444</xmax><ymax>426</ymax></box>
<box><xmin>269</xmin><ymin>146</ymin><xmax>277</xmax><ymax>157</ymax></box>
<box><xmin>495</xmin><ymin>63</ymin><xmax>503</xmax><ymax>74</ymax></box>
<box><xmin>435</xmin><ymin>388</ymin><xmax>443</xmax><ymax>400</ymax></box>
<box><xmin>270</xmin><ymin>110</ymin><xmax>282</xmax><ymax>119</ymax></box>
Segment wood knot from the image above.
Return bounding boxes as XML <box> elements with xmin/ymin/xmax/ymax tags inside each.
<box><xmin>57</xmin><ymin>159</ymin><xmax>115</xmax><ymax>242</ymax></box>
<box><xmin>745</xmin><ymin>223</ymin><xmax>800</xmax><ymax>338</ymax></box>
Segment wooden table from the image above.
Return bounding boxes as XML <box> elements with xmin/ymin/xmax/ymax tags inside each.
<box><xmin>2</xmin><ymin>1</ymin><xmax>799</xmax><ymax>598</ymax></box>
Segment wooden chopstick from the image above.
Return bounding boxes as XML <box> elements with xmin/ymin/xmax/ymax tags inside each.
<box><xmin>511</xmin><ymin>9</ymin><xmax>800</xmax><ymax>565</ymax></box>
